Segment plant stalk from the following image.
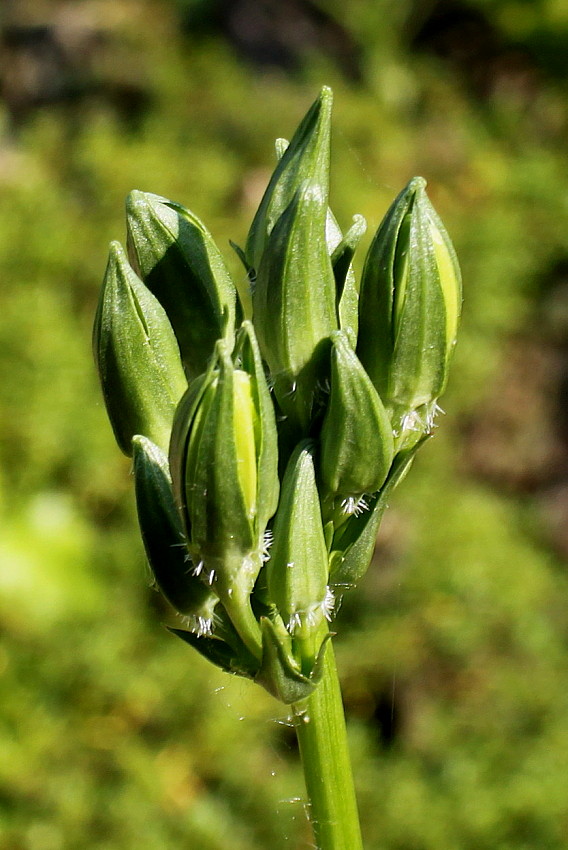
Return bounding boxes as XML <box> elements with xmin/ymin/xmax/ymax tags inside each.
<box><xmin>292</xmin><ymin>640</ymin><xmax>363</xmax><ymax>850</ymax></box>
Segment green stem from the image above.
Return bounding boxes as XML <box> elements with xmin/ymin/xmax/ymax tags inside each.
<box><xmin>292</xmin><ymin>640</ymin><xmax>363</xmax><ymax>850</ymax></box>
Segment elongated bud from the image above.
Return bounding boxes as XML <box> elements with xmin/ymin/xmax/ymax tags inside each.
<box><xmin>93</xmin><ymin>241</ymin><xmax>186</xmax><ymax>455</ymax></box>
<box><xmin>169</xmin><ymin>337</ymin><xmax>279</xmax><ymax>658</ymax></box>
<box><xmin>320</xmin><ymin>331</ymin><xmax>394</xmax><ymax>510</ymax></box>
<box><xmin>246</xmin><ymin>86</ymin><xmax>333</xmax><ymax>272</ymax></box>
<box><xmin>266</xmin><ymin>441</ymin><xmax>331</xmax><ymax>672</ymax></box>
<box><xmin>126</xmin><ymin>191</ymin><xmax>237</xmax><ymax>379</ymax></box>
<box><xmin>253</xmin><ymin>181</ymin><xmax>337</xmax><ymax>430</ymax></box>
<box><xmin>132</xmin><ymin>436</ymin><xmax>218</xmax><ymax>633</ymax></box>
<box><xmin>357</xmin><ymin>177</ymin><xmax>462</xmax><ymax>446</ymax></box>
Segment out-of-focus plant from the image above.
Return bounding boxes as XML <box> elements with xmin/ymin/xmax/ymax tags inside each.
<box><xmin>93</xmin><ymin>86</ymin><xmax>461</xmax><ymax>850</ymax></box>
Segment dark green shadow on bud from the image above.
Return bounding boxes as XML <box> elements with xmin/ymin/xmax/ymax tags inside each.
<box><xmin>169</xmin><ymin>628</ymin><xmax>259</xmax><ymax>679</ymax></box>
<box><xmin>126</xmin><ymin>191</ymin><xmax>237</xmax><ymax>380</ymax></box>
<box><xmin>93</xmin><ymin>241</ymin><xmax>187</xmax><ymax>456</ymax></box>
<box><xmin>132</xmin><ymin>436</ymin><xmax>218</xmax><ymax>629</ymax></box>
<box><xmin>246</xmin><ymin>86</ymin><xmax>333</xmax><ymax>272</ymax></box>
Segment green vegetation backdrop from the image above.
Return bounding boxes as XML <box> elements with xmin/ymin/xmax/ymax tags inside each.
<box><xmin>1</xmin><ymin>1</ymin><xmax>568</xmax><ymax>848</ymax></box>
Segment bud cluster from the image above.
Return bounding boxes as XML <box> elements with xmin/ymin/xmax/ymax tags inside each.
<box><xmin>93</xmin><ymin>86</ymin><xmax>461</xmax><ymax>703</ymax></box>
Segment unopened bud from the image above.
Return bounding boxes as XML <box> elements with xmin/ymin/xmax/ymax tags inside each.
<box><xmin>320</xmin><ymin>331</ymin><xmax>394</xmax><ymax>509</ymax></box>
<box><xmin>246</xmin><ymin>86</ymin><xmax>333</xmax><ymax>272</ymax></box>
<box><xmin>253</xmin><ymin>181</ymin><xmax>337</xmax><ymax>430</ymax></box>
<box><xmin>93</xmin><ymin>241</ymin><xmax>186</xmax><ymax>455</ymax></box>
<box><xmin>266</xmin><ymin>441</ymin><xmax>331</xmax><ymax>671</ymax></box>
<box><xmin>357</xmin><ymin>177</ymin><xmax>462</xmax><ymax>446</ymax></box>
<box><xmin>169</xmin><ymin>335</ymin><xmax>279</xmax><ymax>658</ymax></box>
<box><xmin>126</xmin><ymin>191</ymin><xmax>237</xmax><ymax>379</ymax></box>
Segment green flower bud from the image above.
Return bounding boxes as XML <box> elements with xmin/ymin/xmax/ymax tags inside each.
<box><xmin>169</xmin><ymin>335</ymin><xmax>279</xmax><ymax>658</ymax></box>
<box><xmin>132</xmin><ymin>436</ymin><xmax>218</xmax><ymax>633</ymax></box>
<box><xmin>357</xmin><ymin>177</ymin><xmax>462</xmax><ymax>446</ymax></box>
<box><xmin>320</xmin><ymin>331</ymin><xmax>394</xmax><ymax>511</ymax></box>
<box><xmin>253</xmin><ymin>181</ymin><xmax>337</xmax><ymax>430</ymax></box>
<box><xmin>266</xmin><ymin>441</ymin><xmax>332</xmax><ymax>673</ymax></box>
<box><xmin>246</xmin><ymin>86</ymin><xmax>333</xmax><ymax>272</ymax></box>
<box><xmin>93</xmin><ymin>241</ymin><xmax>187</xmax><ymax>456</ymax></box>
<box><xmin>126</xmin><ymin>191</ymin><xmax>237</xmax><ymax>379</ymax></box>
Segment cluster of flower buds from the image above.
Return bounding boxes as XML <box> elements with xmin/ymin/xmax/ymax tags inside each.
<box><xmin>93</xmin><ymin>86</ymin><xmax>461</xmax><ymax>704</ymax></box>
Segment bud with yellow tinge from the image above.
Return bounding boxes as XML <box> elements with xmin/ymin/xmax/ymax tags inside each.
<box><xmin>169</xmin><ymin>328</ymin><xmax>279</xmax><ymax>658</ymax></box>
<box><xmin>357</xmin><ymin>177</ymin><xmax>462</xmax><ymax>448</ymax></box>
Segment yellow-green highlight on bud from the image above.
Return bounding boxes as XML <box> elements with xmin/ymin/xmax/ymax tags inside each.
<box><xmin>266</xmin><ymin>441</ymin><xmax>332</xmax><ymax>675</ymax></box>
<box><xmin>253</xmin><ymin>180</ymin><xmax>337</xmax><ymax>431</ymax></box>
<box><xmin>93</xmin><ymin>241</ymin><xmax>187</xmax><ymax>456</ymax></box>
<box><xmin>169</xmin><ymin>338</ymin><xmax>279</xmax><ymax>660</ymax></box>
<box><xmin>132</xmin><ymin>436</ymin><xmax>218</xmax><ymax>634</ymax></box>
<box><xmin>126</xmin><ymin>191</ymin><xmax>237</xmax><ymax>380</ymax></box>
<box><xmin>357</xmin><ymin>177</ymin><xmax>462</xmax><ymax>445</ymax></box>
<box><xmin>319</xmin><ymin>331</ymin><xmax>394</xmax><ymax>512</ymax></box>
<box><xmin>245</xmin><ymin>85</ymin><xmax>333</xmax><ymax>273</ymax></box>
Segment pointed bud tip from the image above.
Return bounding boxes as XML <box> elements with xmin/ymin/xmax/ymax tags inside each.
<box><xmin>408</xmin><ymin>176</ymin><xmax>427</xmax><ymax>193</ymax></box>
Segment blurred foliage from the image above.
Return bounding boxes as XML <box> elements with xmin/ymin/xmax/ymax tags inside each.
<box><xmin>1</xmin><ymin>0</ymin><xmax>568</xmax><ymax>848</ymax></box>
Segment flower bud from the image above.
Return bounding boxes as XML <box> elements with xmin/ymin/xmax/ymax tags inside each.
<box><xmin>266</xmin><ymin>441</ymin><xmax>331</xmax><ymax>671</ymax></box>
<box><xmin>357</xmin><ymin>177</ymin><xmax>462</xmax><ymax>446</ymax></box>
<box><xmin>319</xmin><ymin>331</ymin><xmax>394</xmax><ymax>510</ymax></box>
<box><xmin>246</xmin><ymin>86</ymin><xmax>333</xmax><ymax>272</ymax></box>
<box><xmin>169</xmin><ymin>336</ymin><xmax>279</xmax><ymax>658</ymax></box>
<box><xmin>132</xmin><ymin>436</ymin><xmax>217</xmax><ymax>633</ymax></box>
<box><xmin>126</xmin><ymin>191</ymin><xmax>237</xmax><ymax>379</ymax></box>
<box><xmin>253</xmin><ymin>181</ymin><xmax>337</xmax><ymax>430</ymax></box>
<box><xmin>93</xmin><ymin>241</ymin><xmax>187</xmax><ymax>455</ymax></box>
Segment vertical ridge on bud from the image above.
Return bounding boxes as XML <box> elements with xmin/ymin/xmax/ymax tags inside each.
<box><xmin>93</xmin><ymin>241</ymin><xmax>187</xmax><ymax>455</ymax></box>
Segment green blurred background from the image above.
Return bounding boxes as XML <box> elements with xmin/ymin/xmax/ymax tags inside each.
<box><xmin>1</xmin><ymin>1</ymin><xmax>567</xmax><ymax>847</ymax></box>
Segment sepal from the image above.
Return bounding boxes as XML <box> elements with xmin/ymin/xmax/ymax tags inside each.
<box><xmin>255</xmin><ymin>617</ymin><xmax>332</xmax><ymax>704</ymax></box>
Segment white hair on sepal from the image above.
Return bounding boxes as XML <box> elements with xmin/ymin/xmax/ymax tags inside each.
<box><xmin>261</xmin><ymin>528</ymin><xmax>274</xmax><ymax>562</ymax></box>
<box><xmin>192</xmin><ymin>560</ymin><xmax>204</xmax><ymax>577</ymax></box>
<box><xmin>178</xmin><ymin>612</ymin><xmax>214</xmax><ymax>637</ymax></box>
<box><xmin>341</xmin><ymin>495</ymin><xmax>369</xmax><ymax>516</ymax></box>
